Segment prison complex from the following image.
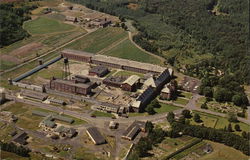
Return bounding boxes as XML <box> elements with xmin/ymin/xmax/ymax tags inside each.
<box><xmin>61</xmin><ymin>49</ymin><xmax>169</xmax><ymax>74</ymax></box>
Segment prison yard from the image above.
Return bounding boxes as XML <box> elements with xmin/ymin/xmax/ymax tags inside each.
<box><xmin>0</xmin><ymin>0</ymin><xmax>250</xmax><ymax>160</ymax></box>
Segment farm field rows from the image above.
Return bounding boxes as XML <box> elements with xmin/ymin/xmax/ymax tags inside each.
<box><xmin>103</xmin><ymin>39</ymin><xmax>162</xmax><ymax>64</ymax></box>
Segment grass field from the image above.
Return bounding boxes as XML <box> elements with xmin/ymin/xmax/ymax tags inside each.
<box><xmin>91</xmin><ymin>111</ymin><xmax>113</xmax><ymax>117</ymax></box>
<box><xmin>103</xmin><ymin>39</ymin><xmax>162</xmax><ymax>64</ymax></box>
<box><xmin>199</xmin><ymin>140</ymin><xmax>249</xmax><ymax>160</ymax></box>
<box><xmin>129</xmin><ymin>103</ymin><xmax>181</xmax><ymax>117</ymax></box>
<box><xmin>65</xmin><ymin>27</ymin><xmax>128</xmax><ymax>53</ymax></box>
<box><xmin>24</xmin><ymin>17</ymin><xmax>75</xmax><ymax>35</ymax></box>
<box><xmin>155</xmin><ymin>103</ymin><xmax>181</xmax><ymax>113</ymax></box>
<box><xmin>113</xmin><ymin>70</ymin><xmax>144</xmax><ymax>77</ymax></box>
<box><xmin>191</xmin><ymin>111</ymin><xmax>250</xmax><ymax>134</ymax></box>
<box><xmin>173</xmin><ymin>97</ymin><xmax>189</xmax><ymax>105</ymax></box>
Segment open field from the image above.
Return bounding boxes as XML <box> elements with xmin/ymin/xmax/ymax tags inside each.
<box><xmin>142</xmin><ymin>136</ymin><xmax>198</xmax><ymax>160</ymax></box>
<box><xmin>199</xmin><ymin>140</ymin><xmax>249</xmax><ymax>160</ymax></box>
<box><xmin>113</xmin><ymin>70</ymin><xmax>144</xmax><ymax>78</ymax></box>
<box><xmin>91</xmin><ymin>111</ymin><xmax>113</xmax><ymax>117</ymax></box>
<box><xmin>173</xmin><ymin>97</ymin><xmax>189</xmax><ymax>105</ymax></box>
<box><xmin>191</xmin><ymin>111</ymin><xmax>250</xmax><ymax>135</ymax></box>
<box><xmin>129</xmin><ymin>103</ymin><xmax>181</xmax><ymax>117</ymax></box>
<box><xmin>2</xmin><ymin>102</ymin><xmax>86</xmax><ymax>129</ymax></box>
<box><xmin>24</xmin><ymin>17</ymin><xmax>75</xmax><ymax>35</ymax></box>
<box><xmin>103</xmin><ymin>39</ymin><xmax>162</xmax><ymax>64</ymax></box>
<box><xmin>65</xmin><ymin>27</ymin><xmax>128</xmax><ymax>53</ymax></box>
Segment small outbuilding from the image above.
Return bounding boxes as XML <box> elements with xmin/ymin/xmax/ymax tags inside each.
<box><xmin>121</xmin><ymin>75</ymin><xmax>140</xmax><ymax>92</ymax></box>
<box><xmin>86</xmin><ymin>127</ymin><xmax>106</xmax><ymax>145</ymax></box>
<box><xmin>89</xmin><ymin>66</ymin><xmax>109</xmax><ymax>77</ymax></box>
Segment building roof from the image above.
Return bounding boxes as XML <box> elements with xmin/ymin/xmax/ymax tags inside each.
<box><xmin>92</xmin><ymin>55</ymin><xmax>166</xmax><ymax>73</ymax></box>
<box><xmin>61</xmin><ymin>49</ymin><xmax>93</xmax><ymax>58</ymax></box>
<box><xmin>144</xmin><ymin>77</ymin><xmax>157</xmax><ymax>88</ymax></box>
<box><xmin>53</xmin><ymin>115</ymin><xmax>74</xmax><ymax>124</ymax></box>
<box><xmin>155</xmin><ymin>69</ymin><xmax>170</xmax><ymax>87</ymax></box>
<box><xmin>12</xmin><ymin>131</ymin><xmax>28</xmax><ymax>145</ymax></box>
<box><xmin>55</xmin><ymin>126</ymin><xmax>77</xmax><ymax>135</ymax></box>
<box><xmin>103</xmin><ymin>76</ymin><xmax>127</xmax><ymax>84</ymax></box>
<box><xmin>86</xmin><ymin>127</ymin><xmax>106</xmax><ymax>145</ymax></box>
<box><xmin>122</xmin><ymin>121</ymin><xmax>146</xmax><ymax>140</ymax></box>
<box><xmin>89</xmin><ymin>65</ymin><xmax>108</xmax><ymax>75</ymax></box>
<box><xmin>123</xmin><ymin>75</ymin><xmax>140</xmax><ymax>86</ymax></box>
<box><xmin>161</xmin><ymin>87</ymin><xmax>170</xmax><ymax>93</ymax></box>
<box><xmin>137</xmin><ymin>86</ymin><xmax>155</xmax><ymax>104</ymax></box>
<box><xmin>32</xmin><ymin>110</ymin><xmax>49</xmax><ymax>117</ymax></box>
<box><xmin>52</xmin><ymin>78</ymin><xmax>93</xmax><ymax>89</ymax></box>
<box><xmin>74</xmin><ymin>75</ymin><xmax>90</xmax><ymax>83</ymax></box>
<box><xmin>21</xmin><ymin>90</ymin><xmax>48</xmax><ymax>100</ymax></box>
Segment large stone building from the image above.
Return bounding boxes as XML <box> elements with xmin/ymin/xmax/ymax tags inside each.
<box><xmin>121</xmin><ymin>75</ymin><xmax>140</xmax><ymax>92</ymax></box>
<box><xmin>60</xmin><ymin>49</ymin><xmax>169</xmax><ymax>74</ymax></box>
<box><xmin>48</xmin><ymin>77</ymin><xmax>95</xmax><ymax>95</ymax></box>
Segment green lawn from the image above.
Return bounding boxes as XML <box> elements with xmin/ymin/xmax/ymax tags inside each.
<box><xmin>180</xmin><ymin>91</ymin><xmax>193</xmax><ymax>99</ymax></box>
<box><xmin>24</xmin><ymin>17</ymin><xmax>75</xmax><ymax>35</ymax></box>
<box><xmin>173</xmin><ymin>97</ymin><xmax>189</xmax><ymax>105</ymax></box>
<box><xmin>91</xmin><ymin>111</ymin><xmax>113</xmax><ymax>117</ymax></box>
<box><xmin>129</xmin><ymin>103</ymin><xmax>181</xmax><ymax>117</ymax></box>
<box><xmin>191</xmin><ymin>111</ymin><xmax>250</xmax><ymax>135</ymax></box>
<box><xmin>155</xmin><ymin>103</ymin><xmax>181</xmax><ymax>113</ymax></box>
<box><xmin>103</xmin><ymin>39</ymin><xmax>162</xmax><ymax>64</ymax></box>
<box><xmin>114</xmin><ymin>70</ymin><xmax>144</xmax><ymax>77</ymax></box>
<box><xmin>199</xmin><ymin>140</ymin><xmax>249</xmax><ymax>160</ymax></box>
<box><xmin>65</xmin><ymin>27</ymin><xmax>128</xmax><ymax>53</ymax></box>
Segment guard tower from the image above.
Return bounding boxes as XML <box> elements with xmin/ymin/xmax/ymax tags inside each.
<box><xmin>62</xmin><ymin>58</ymin><xmax>70</xmax><ymax>80</ymax></box>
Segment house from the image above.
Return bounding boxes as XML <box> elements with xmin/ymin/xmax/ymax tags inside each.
<box><xmin>121</xmin><ymin>75</ymin><xmax>140</xmax><ymax>92</ymax></box>
<box><xmin>48</xmin><ymin>98</ymin><xmax>66</xmax><ymax>105</ymax></box>
<box><xmin>54</xmin><ymin>126</ymin><xmax>77</xmax><ymax>138</ymax></box>
<box><xmin>91</xmin><ymin>103</ymin><xmax>120</xmax><ymax>113</ymax></box>
<box><xmin>122</xmin><ymin>121</ymin><xmax>146</xmax><ymax>141</ymax></box>
<box><xmin>86</xmin><ymin>127</ymin><xmax>106</xmax><ymax>145</ymax></box>
<box><xmin>89</xmin><ymin>66</ymin><xmax>109</xmax><ymax>77</ymax></box>
<box><xmin>143</xmin><ymin>77</ymin><xmax>157</xmax><ymax>88</ymax></box>
<box><xmin>12</xmin><ymin>131</ymin><xmax>28</xmax><ymax>145</ymax></box>
<box><xmin>65</xmin><ymin>16</ymin><xmax>78</xmax><ymax>23</ymax></box>
<box><xmin>160</xmin><ymin>86</ymin><xmax>171</xmax><ymax>100</ymax></box>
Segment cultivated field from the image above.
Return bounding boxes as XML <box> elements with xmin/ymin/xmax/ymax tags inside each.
<box><xmin>103</xmin><ymin>39</ymin><xmax>162</xmax><ymax>64</ymax></box>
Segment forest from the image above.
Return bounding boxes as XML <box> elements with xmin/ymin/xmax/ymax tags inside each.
<box><xmin>0</xmin><ymin>3</ymin><xmax>37</xmax><ymax>47</ymax></box>
<box><xmin>67</xmin><ymin>0</ymin><xmax>249</xmax><ymax>86</ymax></box>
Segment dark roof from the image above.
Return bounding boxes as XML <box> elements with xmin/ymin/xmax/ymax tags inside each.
<box><xmin>86</xmin><ymin>127</ymin><xmax>106</xmax><ymax>145</ymax></box>
<box><xmin>89</xmin><ymin>65</ymin><xmax>108</xmax><ymax>75</ymax></box>
<box><xmin>13</xmin><ymin>56</ymin><xmax>62</xmax><ymax>82</ymax></box>
<box><xmin>21</xmin><ymin>90</ymin><xmax>48</xmax><ymax>100</ymax></box>
<box><xmin>103</xmin><ymin>76</ymin><xmax>127</xmax><ymax>83</ymax></box>
<box><xmin>74</xmin><ymin>75</ymin><xmax>90</xmax><ymax>83</ymax></box>
<box><xmin>52</xmin><ymin>79</ymin><xmax>93</xmax><ymax>89</ymax></box>
<box><xmin>12</xmin><ymin>131</ymin><xmax>28</xmax><ymax>145</ymax></box>
<box><xmin>122</xmin><ymin>121</ymin><xmax>146</xmax><ymax>140</ymax></box>
<box><xmin>137</xmin><ymin>86</ymin><xmax>155</xmax><ymax>103</ymax></box>
<box><xmin>155</xmin><ymin>69</ymin><xmax>170</xmax><ymax>87</ymax></box>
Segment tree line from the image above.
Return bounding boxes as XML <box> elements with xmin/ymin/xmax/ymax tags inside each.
<box><xmin>0</xmin><ymin>141</ymin><xmax>31</xmax><ymax>157</ymax></box>
<box><xmin>166</xmin><ymin>111</ymin><xmax>250</xmax><ymax>156</ymax></box>
<box><xmin>0</xmin><ymin>3</ymin><xmax>37</xmax><ymax>47</ymax></box>
<box><xmin>66</xmin><ymin>0</ymin><xmax>249</xmax><ymax>87</ymax></box>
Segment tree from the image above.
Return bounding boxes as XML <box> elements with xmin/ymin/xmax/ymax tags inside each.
<box><xmin>227</xmin><ymin>112</ymin><xmax>238</xmax><ymax>123</ymax></box>
<box><xmin>242</xmin><ymin>131</ymin><xmax>247</xmax><ymax>139</ymax></box>
<box><xmin>193</xmin><ymin>113</ymin><xmax>201</xmax><ymax>123</ymax></box>
<box><xmin>227</xmin><ymin>123</ymin><xmax>233</xmax><ymax>132</ymax></box>
<box><xmin>232</xmin><ymin>94</ymin><xmax>249</xmax><ymax>106</ymax></box>
<box><xmin>151</xmin><ymin>99</ymin><xmax>161</xmax><ymax>108</ymax></box>
<box><xmin>145</xmin><ymin>105</ymin><xmax>155</xmax><ymax>115</ymax></box>
<box><xmin>203</xmin><ymin>86</ymin><xmax>213</xmax><ymax>97</ymax></box>
<box><xmin>201</xmin><ymin>102</ymin><xmax>208</xmax><ymax>109</ymax></box>
<box><xmin>182</xmin><ymin>109</ymin><xmax>192</xmax><ymax>118</ymax></box>
<box><xmin>167</xmin><ymin>111</ymin><xmax>175</xmax><ymax>123</ymax></box>
<box><xmin>234</xmin><ymin>124</ymin><xmax>241</xmax><ymax>131</ymax></box>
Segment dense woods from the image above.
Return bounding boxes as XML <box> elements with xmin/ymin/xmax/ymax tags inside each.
<box><xmin>0</xmin><ymin>3</ymin><xmax>37</xmax><ymax>47</ymax></box>
<box><xmin>0</xmin><ymin>142</ymin><xmax>31</xmax><ymax>157</ymax></box>
<box><xmin>67</xmin><ymin>0</ymin><xmax>249</xmax><ymax>86</ymax></box>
